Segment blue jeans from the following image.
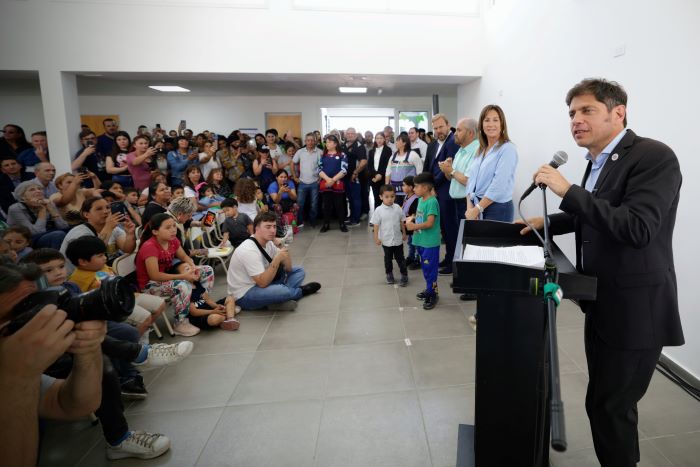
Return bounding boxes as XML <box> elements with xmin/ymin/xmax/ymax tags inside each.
<box><xmin>483</xmin><ymin>200</ymin><xmax>514</xmax><ymax>222</ymax></box>
<box><xmin>297</xmin><ymin>182</ymin><xmax>319</xmax><ymax>225</ymax></box>
<box><xmin>237</xmin><ymin>266</ymin><xmax>306</xmax><ymax>310</ymax></box>
<box><xmin>346</xmin><ymin>180</ymin><xmax>362</xmax><ymax>223</ymax></box>
<box><xmin>33</xmin><ymin>230</ymin><xmax>66</xmax><ymax>250</ymax></box>
<box><xmin>415</xmin><ymin>245</ymin><xmax>440</xmax><ymax>296</ymax></box>
<box><xmin>106</xmin><ymin>321</ymin><xmax>140</xmax><ymax>385</ymax></box>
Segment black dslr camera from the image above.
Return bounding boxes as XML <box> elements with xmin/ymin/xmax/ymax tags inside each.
<box><xmin>6</xmin><ymin>276</ymin><xmax>135</xmax><ymax>335</ymax></box>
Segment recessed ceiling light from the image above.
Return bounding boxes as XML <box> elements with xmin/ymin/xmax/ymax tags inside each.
<box><xmin>339</xmin><ymin>86</ymin><xmax>367</xmax><ymax>94</ymax></box>
<box><xmin>148</xmin><ymin>85</ymin><xmax>190</xmax><ymax>93</ymax></box>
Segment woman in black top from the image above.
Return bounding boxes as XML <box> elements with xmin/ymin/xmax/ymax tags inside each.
<box><xmin>140</xmin><ymin>181</ymin><xmax>172</xmax><ymax>227</ymax></box>
<box><xmin>367</xmin><ymin>132</ymin><xmax>393</xmax><ymax>209</ymax></box>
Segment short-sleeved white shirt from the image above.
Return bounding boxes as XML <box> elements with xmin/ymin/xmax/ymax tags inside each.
<box><xmin>227</xmin><ymin>238</ymin><xmax>279</xmax><ymax>298</ymax></box>
<box><xmin>370</xmin><ymin>203</ymin><xmax>405</xmax><ymax>247</ymax></box>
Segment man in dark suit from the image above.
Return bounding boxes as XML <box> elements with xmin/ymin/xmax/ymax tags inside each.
<box><xmin>521</xmin><ymin>78</ymin><xmax>684</xmax><ymax>467</ymax></box>
<box><xmin>423</xmin><ymin>114</ymin><xmax>460</xmax><ymax>274</ymax></box>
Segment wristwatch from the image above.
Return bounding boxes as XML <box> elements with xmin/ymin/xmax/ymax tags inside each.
<box><xmin>450</xmin><ymin>168</ymin><xmax>456</xmax><ymax>176</ymax></box>
<box><xmin>476</xmin><ymin>203</ymin><xmax>484</xmax><ymax>213</ymax></box>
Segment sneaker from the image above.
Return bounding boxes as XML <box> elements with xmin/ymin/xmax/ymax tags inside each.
<box><xmin>135</xmin><ymin>342</ymin><xmax>194</xmax><ymax>368</ymax></box>
<box><xmin>267</xmin><ymin>300</ymin><xmax>298</xmax><ymax>311</ymax></box>
<box><xmin>346</xmin><ymin>221</ymin><xmax>361</xmax><ymax>228</ymax></box>
<box><xmin>423</xmin><ymin>294</ymin><xmax>439</xmax><ymax>310</ymax></box>
<box><xmin>220</xmin><ymin>317</ymin><xmax>240</xmax><ymax>331</ymax></box>
<box><xmin>121</xmin><ymin>378</ymin><xmax>148</xmax><ymax>400</ymax></box>
<box><xmin>106</xmin><ymin>431</ymin><xmax>171</xmax><ymax>460</ymax></box>
<box><xmin>399</xmin><ymin>275</ymin><xmax>408</xmax><ymax>287</ymax></box>
<box><xmin>301</xmin><ymin>282</ymin><xmax>322</xmax><ymax>296</ymax></box>
<box><xmin>416</xmin><ymin>290</ymin><xmax>428</xmax><ymax>300</ymax></box>
<box><xmin>173</xmin><ymin>319</ymin><xmax>200</xmax><ymax>337</ymax></box>
<box><xmin>234</xmin><ymin>305</ymin><xmax>242</xmax><ymax>315</ymax></box>
<box><xmin>339</xmin><ymin>224</ymin><xmax>348</xmax><ymax>232</ymax></box>
<box><xmin>468</xmin><ymin>314</ymin><xmax>477</xmax><ymax>331</ymax></box>
<box><xmin>320</xmin><ymin>224</ymin><xmax>330</xmax><ymax>233</ymax></box>
<box><xmin>438</xmin><ymin>266</ymin><xmax>453</xmax><ymax>276</ymax></box>
<box><xmin>386</xmin><ymin>273</ymin><xmax>395</xmax><ymax>284</ymax></box>
<box><xmin>408</xmin><ymin>262</ymin><xmax>421</xmax><ymax>270</ymax></box>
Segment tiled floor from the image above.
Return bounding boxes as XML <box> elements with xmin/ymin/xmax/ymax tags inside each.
<box><xmin>39</xmin><ymin>222</ymin><xmax>700</xmax><ymax>467</ymax></box>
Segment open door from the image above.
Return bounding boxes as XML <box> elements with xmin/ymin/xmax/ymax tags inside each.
<box><xmin>265</xmin><ymin>113</ymin><xmax>302</xmax><ymax>139</ymax></box>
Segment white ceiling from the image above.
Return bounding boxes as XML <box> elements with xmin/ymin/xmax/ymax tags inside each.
<box><xmin>0</xmin><ymin>71</ymin><xmax>474</xmax><ymax>97</ymax></box>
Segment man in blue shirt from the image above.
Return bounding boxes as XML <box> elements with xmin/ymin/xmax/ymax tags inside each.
<box><xmin>16</xmin><ymin>131</ymin><xmax>49</xmax><ymax>172</ymax></box>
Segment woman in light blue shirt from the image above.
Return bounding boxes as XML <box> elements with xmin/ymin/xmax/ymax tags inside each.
<box><xmin>465</xmin><ymin>104</ymin><xmax>518</xmax><ymax>222</ymax></box>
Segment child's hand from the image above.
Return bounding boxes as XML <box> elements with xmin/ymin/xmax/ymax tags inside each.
<box><xmin>403</xmin><ymin>233</ymin><xmax>407</xmax><ymax>242</ymax></box>
<box><xmin>375</xmin><ymin>237</ymin><xmax>381</xmax><ymax>246</ymax></box>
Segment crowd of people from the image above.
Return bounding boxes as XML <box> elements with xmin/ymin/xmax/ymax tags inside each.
<box><xmin>0</xmin><ymin>77</ymin><xmax>685</xmax><ymax>467</ymax></box>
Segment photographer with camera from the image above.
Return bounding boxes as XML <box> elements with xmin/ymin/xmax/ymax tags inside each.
<box><xmin>0</xmin><ymin>262</ymin><xmax>105</xmax><ymax>467</ymax></box>
<box><xmin>0</xmin><ymin>258</ymin><xmax>172</xmax><ymax>461</ymax></box>
<box><xmin>72</xmin><ymin>129</ymin><xmax>109</xmax><ymax>184</ymax></box>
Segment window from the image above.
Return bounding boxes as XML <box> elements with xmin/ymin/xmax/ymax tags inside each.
<box><xmin>398</xmin><ymin>111</ymin><xmax>429</xmax><ymax>133</ymax></box>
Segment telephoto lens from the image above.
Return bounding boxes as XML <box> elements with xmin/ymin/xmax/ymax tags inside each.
<box><xmin>6</xmin><ymin>276</ymin><xmax>135</xmax><ymax>334</ymax></box>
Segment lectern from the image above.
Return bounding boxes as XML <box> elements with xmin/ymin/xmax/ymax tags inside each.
<box><xmin>452</xmin><ymin>220</ymin><xmax>596</xmax><ymax>467</ymax></box>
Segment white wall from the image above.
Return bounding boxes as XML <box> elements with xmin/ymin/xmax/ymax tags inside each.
<box><xmin>78</xmin><ymin>94</ymin><xmax>457</xmax><ymax>137</ymax></box>
<box><xmin>458</xmin><ymin>0</ymin><xmax>700</xmax><ymax>379</ymax></box>
<box><xmin>0</xmin><ymin>95</ymin><xmax>46</xmax><ymax>136</ymax></box>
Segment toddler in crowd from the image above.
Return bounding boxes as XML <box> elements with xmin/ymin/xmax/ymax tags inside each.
<box><xmin>405</xmin><ymin>173</ymin><xmax>441</xmax><ymax>310</ymax></box>
<box><xmin>21</xmin><ymin>248</ymin><xmax>81</xmax><ymax>295</ymax></box>
<box><xmin>255</xmin><ymin>185</ymin><xmax>269</xmax><ymax>213</ymax></box>
<box><xmin>401</xmin><ymin>176</ymin><xmax>420</xmax><ymax>270</ymax></box>
<box><xmin>371</xmin><ymin>185</ymin><xmax>408</xmax><ymax>286</ymax></box>
<box><xmin>1</xmin><ymin>225</ymin><xmax>33</xmax><ymax>260</ymax></box>
<box><xmin>188</xmin><ymin>283</ymin><xmax>240</xmax><ymax>331</ymax></box>
<box><xmin>171</xmin><ymin>185</ymin><xmax>185</xmax><ymax>199</ymax></box>
<box><xmin>193</xmin><ymin>183</ymin><xmax>224</xmax><ymax>221</ymax></box>
<box><xmin>220</xmin><ymin>198</ymin><xmax>254</xmax><ymax>247</ymax></box>
<box><xmin>234</xmin><ymin>178</ymin><xmax>260</xmax><ymax>220</ymax></box>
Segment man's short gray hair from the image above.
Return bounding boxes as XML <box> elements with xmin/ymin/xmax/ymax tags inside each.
<box><xmin>168</xmin><ymin>197</ymin><xmax>197</xmax><ymax>216</ymax></box>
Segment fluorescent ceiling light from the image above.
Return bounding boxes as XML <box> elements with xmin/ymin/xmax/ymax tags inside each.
<box><xmin>148</xmin><ymin>85</ymin><xmax>190</xmax><ymax>93</ymax></box>
<box><xmin>339</xmin><ymin>86</ymin><xmax>367</xmax><ymax>94</ymax></box>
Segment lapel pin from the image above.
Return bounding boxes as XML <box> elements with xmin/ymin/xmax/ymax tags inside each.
<box><xmin>611</xmin><ymin>153</ymin><xmax>619</xmax><ymax>161</ymax></box>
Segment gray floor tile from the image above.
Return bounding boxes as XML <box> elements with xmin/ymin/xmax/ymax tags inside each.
<box><xmin>550</xmin><ymin>440</ymin><xmax>672</xmax><ymax>467</ymax></box>
<box><xmin>126</xmin><ymin>352</ymin><xmax>254</xmax><ymax>414</ymax></box>
<box><xmin>419</xmin><ymin>385</ymin><xmax>476</xmax><ymax>467</ymax></box>
<box><xmin>316</xmin><ymin>391</ymin><xmax>432</xmax><ymax>467</ymax></box>
<box><xmin>343</xmin><ymin>266</ymin><xmax>390</xmax><ymax>287</ymax></box>
<box><xmin>186</xmin><ymin>316</ymin><xmax>272</xmax><ymax>354</ymax></box>
<box><xmin>340</xmin><ymin>284</ymin><xmax>399</xmax><ymax>311</ymax></box>
<box><xmin>38</xmin><ymin>419</ymin><xmax>103</xmax><ymax>467</ymax></box>
<box><xmin>557</xmin><ymin>328</ymin><xmax>588</xmax><ymax>372</ymax></box>
<box><xmin>409</xmin><ymin>336</ymin><xmax>476</xmax><ymax>389</ymax></box>
<box><xmin>402</xmin><ymin>305</ymin><xmax>474</xmax><ymax>340</ymax></box>
<box><xmin>346</xmin><ymin>252</ymin><xmax>385</xmax><ymax>269</ymax></box>
<box><xmin>257</xmin><ymin>312</ymin><xmax>337</xmax><ymax>350</ymax></box>
<box><xmin>651</xmin><ymin>431</ymin><xmax>700</xmax><ymax>467</ymax></box>
<box><xmin>302</xmin><ymin>254</ymin><xmax>347</xmax><ymax>268</ymax></box>
<box><xmin>77</xmin><ymin>407</ymin><xmax>224</xmax><ymax>467</ymax></box>
<box><xmin>303</xmin><ymin>267</ymin><xmax>346</xmax><ymax>287</ymax></box>
<box><xmin>295</xmin><ymin>286</ymin><xmax>343</xmax><ymax>314</ymax></box>
<box><xmin>397</xmin><ymin>282</ymin><xmax>462</xmax><ymax>306</ymax></box>
<box><xmin>326</xmin><ymin>341</ymin><xmax>414</xmax><ymax>397</ymax></box>
<box><xmin>229</xmin><ymin>347</ymin><xmax>330</xmax><ymax>405</ymax></box>
<box><xmin>347</xmin><ymin>241</ymin><xmax>377</xmax><ymax>254</ymax></box>
<box><xmin>558</xmin><ymin>372</ymin><xmax>595</xmax><ymax>451</ymax></box>
<box><xmin>334</xmin><ymin>308</ymin><xmax>405</xmax><ymax>345</ymax></box>
<box><xmin>197</xmin><ymin>400</ymin><xmax>322</xmax><ymax>467</ymax></box>
<box><xmin>639</xmin><ymin>372</ymin><xmax>700</xmax><ymax>436</ymax></box>
<box><xmin>305</xmin><ymin>243</ymin><xmax>348</xmax><ymax>257</ymax></box>
<box><xmin>556</xmin><ymin>300</ymin><xmax>585</xmax><ymax>328</ymax></box>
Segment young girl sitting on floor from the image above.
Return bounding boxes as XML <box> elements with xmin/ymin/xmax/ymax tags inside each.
<box><xmin>135</xmin><ymin>213</ymin><xmax>215</xmax><ymax>337</ymax></box>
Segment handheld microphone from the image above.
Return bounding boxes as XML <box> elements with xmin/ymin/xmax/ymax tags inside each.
<box><xmin>520</xmin><ymin>151</ymin><xmax>568</xmax><ymax>199</ymax></box>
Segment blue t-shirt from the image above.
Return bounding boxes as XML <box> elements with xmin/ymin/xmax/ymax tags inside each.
<box><xmin>267</xmin><ymin>180</ymin><xmax>296</xmax><ymax>200</ymax></box>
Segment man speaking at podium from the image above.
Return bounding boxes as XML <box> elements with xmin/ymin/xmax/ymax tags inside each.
<box><xmin>519</xmin><ymin>78</ymin><xmax>684</xmax><ymax>467</ymax></box>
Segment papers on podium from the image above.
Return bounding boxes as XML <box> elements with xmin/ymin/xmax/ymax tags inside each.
<box><xmin>462</xmin><ymin>244</ymin><xmax>545</xmax><ymax>269</ymax></box>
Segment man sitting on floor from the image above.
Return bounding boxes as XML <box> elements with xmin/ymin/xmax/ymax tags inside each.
<box><xmin>227</xmin><ymin>211</ymin><xmax>320</xmax><ymax>311</ymax></box>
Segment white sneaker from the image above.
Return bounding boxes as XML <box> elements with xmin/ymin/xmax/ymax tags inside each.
<box><xmin>106</xmin><ymin>431</ymin><xmax>170</xmax><ymax>460</ymax></box>
<box><xmin>135</xmin><ymin>342</ymin><xmax>194</xmax><ymax>368</ymax></box>
<box><xmin>173</xmin><ymin>319</ymin><xmax>200</xmax><ymax>337</ymax></box>
<box><xmin>234</xmin><ymin>305</ymin><xmax>242</xmax><ymax>315</ymax></box>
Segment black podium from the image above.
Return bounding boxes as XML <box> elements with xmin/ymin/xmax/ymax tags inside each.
<box><xmin>451</xmin><ymin>220</ymin><xmax>596</xmax><ymax>467</ymax></box>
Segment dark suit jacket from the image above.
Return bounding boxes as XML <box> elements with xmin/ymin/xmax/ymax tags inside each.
<box><xmin>423</xmin><ymin>132</ymin><xmax>459</xmax><ymax>192</ymax></box>
<box><xmin>0</xmin><ymin>171</ymin><xmax>34</xmax><ymax>213</ymax></box>
<box><xmin>549</xmin><ymin>130</ymin><xmax>683</xmax><ymax>350</ymax></box>
<box><xmin>367</xmin><ymin>146</ymin><xmax>392</xmax><ymax>181</ymax></box>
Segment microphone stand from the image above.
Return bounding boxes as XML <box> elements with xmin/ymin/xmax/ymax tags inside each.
<box><xmin>540</xmin><ymin>186</ymin><xmax>567</xmax><ymax>453</ymax></box>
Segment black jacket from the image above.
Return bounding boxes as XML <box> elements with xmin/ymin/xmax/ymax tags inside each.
<box><xmin>549</xmin><ymin>130</ymin><xmax>683</xmax><ymax>350</ymax></box>
<box><xmin>0</xmin><ymin>171</ymin><xmax>34</xmax><ymax>213</ymax></box>
<box><xmin>367</xmin><ymin>146</ymin><xmax>392</xmax><ymax>180</ymax></box>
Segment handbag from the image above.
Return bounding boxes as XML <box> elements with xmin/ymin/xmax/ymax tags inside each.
<box><xmin>245</xmin><ymin>237</ymin><xmax>286</xmax><ymax>282</ymax></box>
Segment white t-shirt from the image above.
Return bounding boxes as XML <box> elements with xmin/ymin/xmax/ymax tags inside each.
<box><xmin>370</xmin><ymin>203</ymin><xmax>405</xmax><ymax>247</ymax></box>
<box><xmin>198</xmin><ymin>152</ymin><xmax>221</xmax><ymax>179</ymax></box>
<box><xmin>267</xmin><ymin>145</ymin><xmax>285</xmax><ymax>161</ymax></box>
<box><xmin>237</xmin><ymin>201</ymin><xmax>259</xmax><ymax>221</ymax></box>
<box><xmin>184</xmin><ymin>186</ymin><xmax>197</xmax><ymax>199</ymax></box>
<box><xmin>227</xmin><ymin>238</ymin><xmax>279</xmax><ymax>298</ymax></box>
